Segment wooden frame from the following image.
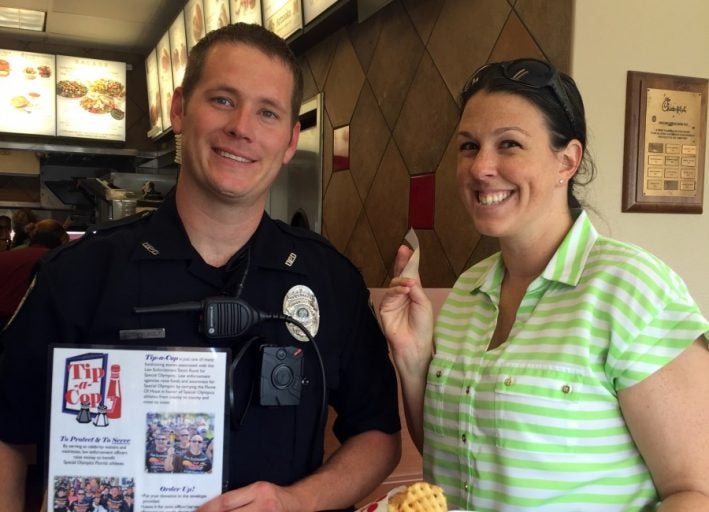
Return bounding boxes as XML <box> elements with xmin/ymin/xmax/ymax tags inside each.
<box><xmin>622</xmin><ymin>71</ymin><xmax>707</xmax><ymax>213</ymax></box>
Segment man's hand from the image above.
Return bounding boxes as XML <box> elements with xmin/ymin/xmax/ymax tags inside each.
<box><xmin>197</xmin><ymin>481</ymin><xmax>309</xmax><ymax>512</ymax></box>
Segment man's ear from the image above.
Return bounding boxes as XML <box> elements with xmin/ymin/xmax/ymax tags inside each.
<box><xmin>170</xmin><ymin>87</ymin><xmax>185</xmax><ymax>134</ymax></box>
<box><xmin>282</xmin><ymin>121</ymin><xmax>301</xmax><ymax>165</ymax></box>
<box><xmin>559</xmin><ymin>138</ymin><xmax>583</xmax><ymax>182</ymax></box>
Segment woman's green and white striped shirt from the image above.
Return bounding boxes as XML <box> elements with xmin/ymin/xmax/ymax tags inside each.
<box><xmin>424</xmin><ymin>210</ymin><xmax>709</xmax><ymax>512</ymax></box>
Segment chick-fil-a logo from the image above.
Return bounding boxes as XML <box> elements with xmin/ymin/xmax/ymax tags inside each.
<box><xmin>662</xmin><ymin>95</ymin><xmax>688</xmax><ymax>114</ymax></box>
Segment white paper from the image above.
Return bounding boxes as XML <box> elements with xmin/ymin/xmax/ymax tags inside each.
<box><xmin>47</xmin><ymin>346</ymin><xmax>228</xmax><ymax>512</ymax></box>
<box><xmin>400</xmin><ymin>228</ymin><xmax>420</xmax><ymax>279</ymax></box>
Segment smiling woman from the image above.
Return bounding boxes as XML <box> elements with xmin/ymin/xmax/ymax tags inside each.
<box><xmin>379</xmin><ymin>58</ymin><xmax>709</xmax><ymax>512</ymax></box>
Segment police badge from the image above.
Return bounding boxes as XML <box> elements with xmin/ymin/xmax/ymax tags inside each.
<box><xmin>282</xmin><ymin>285</ymin><xmax>320</xmax><ymax>341</ymax></box>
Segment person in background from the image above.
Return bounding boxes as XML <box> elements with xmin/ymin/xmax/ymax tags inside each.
<box><xmin>0</xmin><ymin>22</ymin><xmax>400</xmax><ymax>512</ymax></box>
<box><xmin>10</xmin><ymin>207</ymin><xmax>39</xmax><ymax>249</ymax></box>
<box><xmin>379</xmin><ymin>58</ymin><xmax>709</xmax><ymax>512</ymax></box>
<box><xmin>0</xmin><ymin>215</ymin><xmax>11</xmax><ymax>251</ymax></box>
<box><xmin>0</xmin><ymin>219</ymin><xmax>68</xmax><ymax>329</ymax></box>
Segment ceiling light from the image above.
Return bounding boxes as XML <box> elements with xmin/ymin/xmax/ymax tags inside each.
<box><xmin>0</xmin><ymin>7</ymin><xmax>46</xmax><ymax>32</ymax></box>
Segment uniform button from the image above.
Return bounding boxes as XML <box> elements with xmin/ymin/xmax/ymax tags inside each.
<box><xmin>504</xmin><ymin>377</ymin><xmax>513</xmax><ymax>386</ymax></box>
<box><xmin>463</xmin><ymin>483</ymin><xmax>469</xmax><ymax>491</ymax></box>
<box><xmin>465</xmin><ymin>385</ymin><xmax>471</xmax><ymax>394</ymax></box>
<box><xmin>561</xmin><ymin>384</ymin><xmax>572</xmax><ymax>394</ymax></box>
<box><xmin>462</xmin><ymin>433</ymin><xmax>467</xmax><ymax>443</ymax></box>
<box><xmin>435</xmin><ymin>370</ymin><xmax>442</xmax><ymax>378</ymax></box>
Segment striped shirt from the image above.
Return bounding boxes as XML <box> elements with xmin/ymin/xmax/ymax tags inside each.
<box><xmin>424</xmin><ymin>210</ymin><xmax>709</xmax><ymax>512</ymax></box>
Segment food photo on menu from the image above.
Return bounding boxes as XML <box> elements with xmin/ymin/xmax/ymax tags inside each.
<box><xmin>55</xmin><ymin>55</ymin><xmax>127</xmax><ymax>140</ymax></box>
<box><xmin>0</xmin><ymin>49</ymin><xmax>56</xmax><ymax>136</ymax></box>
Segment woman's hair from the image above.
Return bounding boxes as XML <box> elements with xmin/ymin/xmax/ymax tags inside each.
<box><xmin>180</xmin><ymin>22</ymin><xmax>304</xmax><ymax>126</ymax></box>
<box><xmin>460</xmin><ymin>58</ymin><xmax>596</xmax><ymax>208</ymax></box>
<box><xmin>27</xmin><ymin>219</ymin><xmax>68</xmax><ymax>249</ymax></box>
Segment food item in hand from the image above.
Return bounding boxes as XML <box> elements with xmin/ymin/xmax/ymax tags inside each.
<box><xmin>0</xmin><ymin>59</ymin><xmax>10</xmax><ymax>76</ymax></box>
<box><xmin>57</xmin><ymin>80</ymin><xmax>88</xmax><ymax>98</ymax></box>
<box><xmin>11</xmin><ymin>96</ymin><xmax>29</xmax><ymax>109</ymax></box>
<box><xmin>387</xmin><ymin>482</ymin><xmax>447</xmax><ymax>512</ymax></box>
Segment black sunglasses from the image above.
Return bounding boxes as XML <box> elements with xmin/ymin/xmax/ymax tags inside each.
<box><xmin>463</xmin><ymin>58</ymin><xmax>579</xmax><ymax>134</ymax></box>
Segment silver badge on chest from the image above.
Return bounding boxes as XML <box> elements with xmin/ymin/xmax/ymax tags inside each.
<box><xmin>283</xmin><ymin>285</ymin><xmax>320</xmax><ymax>341</ymax></box>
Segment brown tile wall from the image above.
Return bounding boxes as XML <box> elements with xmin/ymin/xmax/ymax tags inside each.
<box><xmin>301</xmin><ymin>0</ymin><xmax>573</xmax><ymax>287</ymax></box>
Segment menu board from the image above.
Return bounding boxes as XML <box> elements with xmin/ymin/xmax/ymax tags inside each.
<box><xmin>156</xmin><ymin>33</ymin><xmax>174</xmax><ymax>131</ymax></box>
<box><xmin>230</xmin><ymin>0</ymin><xmax>262</xmax><ymax>24</ymax></box>
<box><xmin>145</xmin><ymin>49</ymin><xmax>163</xmax><ymax>135</ymax></box>
<box><xmin>169</xmin><ymin>12</ymin><xmax>188</xmax><ymax>89</ymax></box>
<box><xmin>205</xmin><ymin>0</ymin><xmax>231</xmax><ymax>32</ymax></box>
<box><xmin>263</xmin><ymin>0</ymin><xmax>303</xmax><ymax>40</ymax></box>
<box><xmin>56</xmin><ymin>55</ymin><xmax>126</xmax><ymax>141</ymax></box>
<box><xmin>0</xmin><ymin>49</ymin><xmax>56</xmax><ymax>136</ymax></box>
<box><xmin>185</xmin><ymin>0</ymin><xmax>207</xmax><ymax>51</ymax></box>
<box><xmin>303</xmin><ymin>0</ymin><xmax>337</xmax><ymax>24</ymax></box>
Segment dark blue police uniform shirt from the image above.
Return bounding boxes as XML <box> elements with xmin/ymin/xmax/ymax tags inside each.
<box><xmin>0</xmin><ymin>192</ymin><xmax>400</xmax><ymax>491</ymax></box>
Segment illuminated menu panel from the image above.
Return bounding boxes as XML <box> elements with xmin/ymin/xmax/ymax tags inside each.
<box><xmin>230</xmin><ymin>0</ymin><xmax>262</xmax><ymax>24</ymax></box>
<box><xmin>185</xmin><ymin>0</ymin><xmax>206</xmax><ymax>51</ymax></box>
<box><xmin>169</xmin><ymin>11</ymin><xmax>188</xmax><ymax>89</ymax></box>
<box><xmin>263</xmin><ymin>0</ymin><xmax>303</xmax><ymax>40</ymax></box>
<box><xmin>205</xmin><ymin>0</ymin><xmax>231</xmax><ymax>32</ymax></box>
<box><xmin>0</xmin><ymin>49</ymin><xmax>56</xmax><ymax>136</ymax></box>
<box><xmin>303</xmin><ymin>0</ymin><xmax>337</xmax><ymax>24</ymax></box>
<box><xmin>156</xmin><ymin>33</ymin><xmax>174</xmax><ymax>131</ymax></box>
<box><xmin>56</xmin><ymin>55</ymin><xmax>126</xmax><ymax>141</ymax></box>
<box><xmin>145</xmin><ymin>49</ymin><xmax>163</xmax><ymax>134</ymax></box>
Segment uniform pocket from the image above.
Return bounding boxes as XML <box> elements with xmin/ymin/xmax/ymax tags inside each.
<box><xmin>493</xmin><ymin>364</ymin><xmax>584</xmax><ymax>451</ymax></box>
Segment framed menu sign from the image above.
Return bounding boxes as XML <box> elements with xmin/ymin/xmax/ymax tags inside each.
<box><xmin>623</xmin><ymin>71</ymin><xmax>706</xmax><ymax>213</ymax></box>
<box><xmin>169</xmin><ymin>11</ymin><xmax>188</xmax><ymax>90</ymax></box>
<box><xmin>205</xmin><ymin>0</ymin><xmax>231</xmax><ymax>32</ymax></box>
<box><xmin>145</xmin><ymin>50</ymin><xmax>163</xmax><ymax>137</ymax></box>
<box><xmin>46</xmin><ymin>345</ymin><xmax>229</xmax><ymax>512</ymax></box>
<box><xmin>56</xmin><ymin>55</ymin><xmax>126</xmax><ymax>141</ymax></box>
<box><xmin>156</xmin><ymin>33</ymin><xmax>174</xmax><ymax>132</ymax></box>
<box><xmin>263</xmin><ymin>0</ymin><xmax>303</xmax><ymax>40</ymax></box>
<box><xmin>0</xmin><ymin>49</ymin><xmax>56</xmax><ymax>136</ymax></box>
<box><xmin>230</xmin><ymin>0</ymin><xmax>262</xmax><ymax>24</ymax></box>
<box><xmin>185</xmin><ymin>0</ymin><xmax>207</xmax><ymax>51</ymax></box>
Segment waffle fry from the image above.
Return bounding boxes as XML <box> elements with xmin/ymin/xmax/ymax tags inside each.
<box><xmin>387</xmin><ymin>482</ymin><xmax>447</xmax><ymax>512</ymax></box>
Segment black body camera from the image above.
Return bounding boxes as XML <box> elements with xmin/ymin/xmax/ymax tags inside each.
<box><xmin>260</xmin><ymin>345</ymin><xmax>303</xmax><ymax>406</ymax></box>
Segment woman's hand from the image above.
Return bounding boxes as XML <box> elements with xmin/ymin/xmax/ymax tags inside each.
<box><xmin>379</xmin><ymin>245</ymin><xmax>434</xmax><ymax>378</ymax></box>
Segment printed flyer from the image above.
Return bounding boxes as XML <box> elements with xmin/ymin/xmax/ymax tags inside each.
<box><xmin>47</xmin><ymin>346</ymin><xmax>229</xmax><ymax>512</ymax></box>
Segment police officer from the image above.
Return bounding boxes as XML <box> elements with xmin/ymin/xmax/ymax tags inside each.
<box><xmin>0</xmin><ymin>23</ymin><xmax>400</xmax><ymax>512</ymax></box>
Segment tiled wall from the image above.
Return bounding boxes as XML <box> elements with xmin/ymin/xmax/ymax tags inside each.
<box><xmin>299</xmin><ymin>0</ymin><xmax>572</xmax><ymax>287</ymax></box>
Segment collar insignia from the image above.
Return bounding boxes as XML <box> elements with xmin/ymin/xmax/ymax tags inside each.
<box><xmin>141</xmin><ymin>242</ymin><xmax>159</xmax><ymax>255</ymax></box>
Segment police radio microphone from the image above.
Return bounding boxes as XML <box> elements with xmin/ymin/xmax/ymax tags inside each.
<box><xmin>134</xmin><ymin>297</ymin><xmax>286</xmax><ymax>339</ymax></box>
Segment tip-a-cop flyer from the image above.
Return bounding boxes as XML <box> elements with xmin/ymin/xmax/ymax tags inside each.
<box><xmin>47</xmin><ymin>346</ymin><xmax>229</xmax><ymax>512</ymax></box>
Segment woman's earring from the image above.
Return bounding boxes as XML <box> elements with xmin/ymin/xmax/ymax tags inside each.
<box><xmin>558</xmin><ymin>179</ymin><xmax>565</xmax><ymax>184</ymax></box>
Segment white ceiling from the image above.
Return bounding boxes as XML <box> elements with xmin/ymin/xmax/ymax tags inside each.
<box><xmin>0</xmin><ymin>0</ymin><xmax>186</xmax><ymax>54</ymax></box>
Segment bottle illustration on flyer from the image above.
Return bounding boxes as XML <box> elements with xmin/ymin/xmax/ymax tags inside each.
<box><xmin>48</xmin><ymin>345</ymin><xmax>229</xmax><ymax>512</ymax></box>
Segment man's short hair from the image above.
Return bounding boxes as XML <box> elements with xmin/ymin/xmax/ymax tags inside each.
<box><xmin>180</xmin><ymin>23</ymin><xmax>304</xmax><ymax>125</ymax></box>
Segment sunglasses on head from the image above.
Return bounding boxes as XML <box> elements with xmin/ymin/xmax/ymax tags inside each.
<box><xmin>463</xmin><ymin>58</ymin><xmax>579</xmax><ymax>134</ymax></box>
